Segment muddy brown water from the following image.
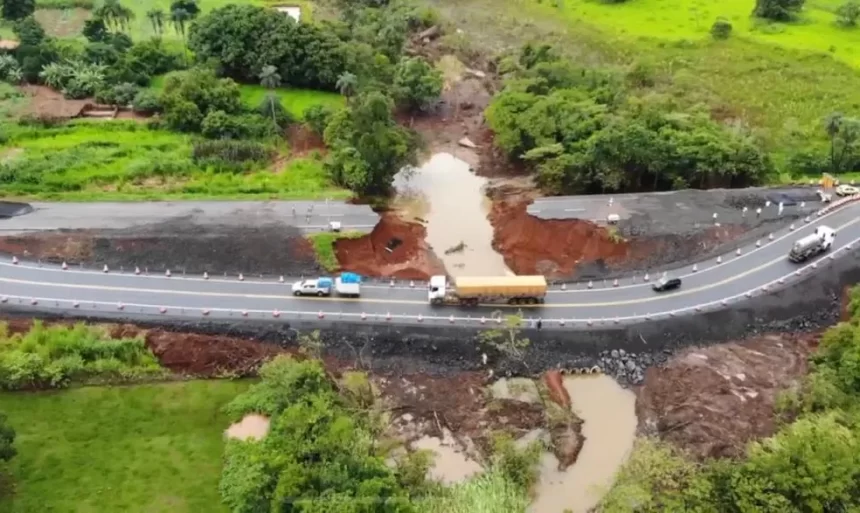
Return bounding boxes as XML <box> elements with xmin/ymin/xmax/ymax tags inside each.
<box><xmin>529</xmin><ymin>375</ymin><xmax>637</xmax><ymax>513</ymax></box>
<box><xmin>225</xmin><ymin>414</ymin><xmax>271</xmax><ymax>441</ymax></box>
<box><xmin>393</xmin><ymin>152</ymin><xmax>512</xmax><ymax>276</ymax></box>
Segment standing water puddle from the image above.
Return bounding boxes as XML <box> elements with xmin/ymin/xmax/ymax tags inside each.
<box><xmin>530</xmin><ymin>375</ymin><xmax>637</xmax><ymax>513</ymax></box>
<box><xmin>393</xmin><ymin>152</ymin><xmax>511</xmax><ymax>276</ymax></box>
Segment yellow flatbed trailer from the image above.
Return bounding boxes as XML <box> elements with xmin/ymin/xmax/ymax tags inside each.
<box><xmin>428</xmin><ymin>275</ymin><xmax>548</xmax><ymax>306</ymax></box>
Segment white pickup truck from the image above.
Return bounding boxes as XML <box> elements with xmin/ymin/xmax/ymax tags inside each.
<box><xmin>291</xmin><ymin>272</ymin><xmax>362</xmax><ymax>298</ymax></box>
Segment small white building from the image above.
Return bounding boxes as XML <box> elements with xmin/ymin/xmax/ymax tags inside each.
<box><xmin>275</xmin><ymin>5</ymin><xmax>301</xmax><ymax>22</ymax></box>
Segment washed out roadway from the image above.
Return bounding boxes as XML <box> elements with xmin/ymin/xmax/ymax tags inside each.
<box><xmin>1</xmin><ymin>202</ymin><xmax>859</xmax><ymax>325</ymax></box>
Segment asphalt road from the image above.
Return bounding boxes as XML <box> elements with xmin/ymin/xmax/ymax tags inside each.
<box><xmin>2</xmin><ymin>200</ymin><xmax>859</xmax><ymax>326</ymax></box>
<box><xmin>0</xmin><ymin>201</ymin><xmax>380</xmax><ymax>235</ymax></box>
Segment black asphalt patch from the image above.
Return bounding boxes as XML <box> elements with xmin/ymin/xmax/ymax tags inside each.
<box><xmin>0</xmin><ymin>201</ymin><xmax>34</xmax><ymax>219</ymax></box>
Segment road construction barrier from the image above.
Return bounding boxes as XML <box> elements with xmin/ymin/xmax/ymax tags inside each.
<box><xmin>756</xmin><ymin>240</ymin><xmax>761</xmax><ymax>247</ymax></box>
<box><xmin>769</xmin><ymin>233</ymin><xmax>774</xmax><ymax>241</ymax></box>
<box><xmin>62</xmin><ymin>261</ymin><xmax>68</xmax><ymax>270</ymax></box>
<box><xmin>480</xmin><ymin>317</ymin><xmax>486</xmax><ymax>324</ymax></box>
<box><xmin>361</xmin><ymin>312</ymin><xmax>367</xmax><ymax>320</ymax></box>
<box><xmin>410</xmin><ymin>281</ymin><xmax>415</xmax><ymax>288</ymax></box>
<box><xmin>166</xmin><ymin>269</ymin><xmax>171</xmax><ymax>277</ymax></box>
<box><xmin>117</xmin><ymin>303</ymin><xmax>124</xmax><ymax>310</ymax></box>
<box><xmin>0</xmin><ymin>297</ymin><xmax>6</xmax><ymax>303</ymax></box>
<box><xmin>561</xmin><ymin>283</ymin><xmax>567</xmax><ymax>290</ymax></box>
<box><xmin>587</xmin><ymin>281</ymin><xmax>593</xmax><ymax>289</ymax></box>
<box><xmin>279</xmin><ymin>276</ymin><xmax>284</xmax><ymax>283</ymax></box>
<box><xmin>204</xmin><ymin>272</ymin><xmax>209</xmax><ymax>280</ymax></box>
<box><xmin>417</xmin><ymin>314</ymin><xmax>424</xmax><ymax>322</ymax></box>
<box><xmin>644</xmin><ymin>273</ymin><xmax>650</xmax><ymax>282</ymax></box>
<box><xmin>559</xmin><ymin>319</ymin><xmax>565</xmax><ymax>326</ymax></box>
<box><xmin>613</xmin><ymin>279</ymin><xmax>618</xmax><ymax>287</ymax></box>
<box><xmin>11</xmin><ymin>256</ymin><xmax>17</xmax><ymax>265</ymax></box>
<box><xmin>789</xmin><ymin>223</ymin><xmax>795</xmax><ymax>230</ymax></box>
<box><xmin>239</xmin><ymin>273</ymin><xmax>244</xmax><ymax>281</ymax></box>
<box><xmin>386</xmin><ymin>312</ymin><xmax>392</xmax><ymax>321</ymax></box>
<box><xmin>692</xmin><ymin>264</ymin><xmax>698</xmax><ymax>272</ymax></box>
<box><xmin>716</xmin><ymin>256</ymin><xmax>722</xmax><ymax>264</ymax></box>
<box><xmin>736</xmin><ymin>248</ymin><xmax>741</xmax><ymax>256</ymax></box>
<box><xmin>317</xmin><ymin>311</ymin><xmax>324</xmax><ymax>319</ymax></box>
<box><xmin>202</xmin><ymin>309</ymin><xmax>209</xmax><ymax>316</ymax></box>
<box><xmin>241</xmin><ymin>310</ymin><xmax>248</xmax><ymax>317</ymax></box>
<box><xmin>273</xmin><ymin>310</ymin><xmax>280</xmax><ymax>318</ymax></box>
<box><xmin>135</xmin><ymin>266</ymin><xmax>141</xmax><ymax>275</ymax></box>
<box><xmin>103</xmin><ymin>265</ymin><xmax>109</xmax><ymax>273</ymax></box>
<box><xmin>160</xmin><ymin>307</ymin><xmax>167</xmax><ymax>314</ymax></box>
<box><xmin>73</xmin><ymin>301</ymin><xmax>79</xmax><ymax>308</ymax></box>
<box><xmin>390</xmin><ymin>279</ymin><xmax>395</xmax><ymax>287</ymax></box>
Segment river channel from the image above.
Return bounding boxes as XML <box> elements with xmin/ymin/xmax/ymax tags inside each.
<box><xmin>392</xmin><ymin>152</ymin><xmax>511</xmax><ymax>277</ymax></box>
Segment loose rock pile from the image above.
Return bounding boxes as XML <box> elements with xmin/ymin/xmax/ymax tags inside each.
<box><xmin>597</xmin><ymin>349</ymin><xmax>670</xmax><ymax>386</ymax></box>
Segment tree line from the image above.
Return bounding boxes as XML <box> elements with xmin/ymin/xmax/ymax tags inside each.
<box><xmin>0</xmin><ymin>0</ymin><xmax>444</xmax><ymax>196</ymax></box>
<box><xmin>486</xmin><ymin>44</ymin><xmax>774</xmax><ymax>195</ymax></box>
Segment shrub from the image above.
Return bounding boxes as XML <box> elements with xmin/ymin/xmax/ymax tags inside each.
<box><xmin>0</xmin><ymin>321</ymin><xmax>165</xmax><ymax>390</ymax></box>
<box><xmin>304</xmin><ymin>104</ymin><xmax>336</xmax><ymax>136</ymax></box>
<box><xmin>837</xmin><ymin>1</ymin><xmax>860</xmax><ymax>27</ymax></box>
<box><xmin>753</xmin><ymin>0</ymin><xmax>805</xmax><ymax>21</ymax></box>
<box><xmin>132</xmin><ymin>89</ymin><xmax>161</xmax><ymax>113</ymax></box>
<box><xmin>160</xmin><ymin>67</ymin><xmax>242</xmax><ymax>133</ymax></box>
<box><xmin>192</xmin><ymin>139</ymin><xmax>274</xmax><ymax>170</ymax></box>
<box><xmin>711</xmin><ymin>17</ymin><xmax>733</xmax><ymax>39</ymax></box>
<box><xmin>13</xmin><ymin>16</ymin><xmax>45</xmax><ymax>46</ymax></box>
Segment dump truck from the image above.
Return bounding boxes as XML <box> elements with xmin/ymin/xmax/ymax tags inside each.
<box><xmin>292</xmin><ymin>272</ymin><xmax>362</xmax><ymax>298</ymax></box>
<box><xmin>427</xmin><ymin>275</ymin><xmax>548</xmax><ymax>306</ymax></box>
<box><xmin>788</xmin><ymin>226</ymin><xmax>835</xmax><ymax>263</ymax></box>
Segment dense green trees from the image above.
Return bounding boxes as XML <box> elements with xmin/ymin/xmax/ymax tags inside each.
<box><xmin>486</xmin><ymin>45</ymin><xmax>773</xmax><ymax>195</ymax></box>
<box><xmin>753</xmin><ymin>0</ymin><xmax>805</xmax><ymax>21</ymax></box>
<box><xmin>0</xmin><ymin>0</ymin><xmax>34</xmax><ymax>21</ymax></box>
<box><xmin>0</xmin><ymin>413</ymin><xmax>14</xmax><ymax>464</ymax></box>
<box><xmin>323</xmin><ymin>91</ymin><xmax>416</xmax><ymax>195</ymax></box>
<box><xmin>188</xmin><ymin>5</ymin><xmax>347</xmax><ymax>90</ymax></box>
<box><xmin>220</xmin><ymin>356</ymin><xmax>415</xmax><ymax>513</ymax></box>
<box><xmin>393</xmin><ymin>57</ymin><xmax>443</xmax><ymax>112</ymax></box>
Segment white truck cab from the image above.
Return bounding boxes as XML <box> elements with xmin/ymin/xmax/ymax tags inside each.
<box><xmin>292</xmin><ymin>278</ymin><xmax>332</xmax><ymax>297</ymax></box>
<box><xmin>816</xmin><ymin>225</ymin><xmax>836</xmax><ymax>249</ymax></box>
<box><xmin>428</xmin><ymin>275</ymin><xmax>448</xmax><ymax>304</ymax></box>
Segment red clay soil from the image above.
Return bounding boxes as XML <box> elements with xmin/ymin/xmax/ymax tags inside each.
<box><xmin>286</xmin><ymin>124</ymin><xmax>326</xmax><ymax>157</ymax></box>
<box><xmin>544</xmin><ymin>370</ymin><xmax>571</xmax><ymax>409</ymax></box>
<box><xmin>636</xmin><ymin>333</ymin><xmax>818</xmax><ymax>459</ymax></box>
<box><xmin>490</xmin><ymin>199</ymin><xmax>630</xmax><ymax>276</ymax></box>
<box><xmin>335</xmin><ymin>212</ymin><xmax>446</xmax><ymax>280</ymax></box>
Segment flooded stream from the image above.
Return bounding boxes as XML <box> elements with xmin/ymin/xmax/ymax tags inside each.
<box><xmin>393</xmin><ymin>152</ymin><xmax>511</xmax><ymax>276</ymax></box>
<box><xmin>530</xmin><ymin>375</ymin><xmax>637</xmax><ymax>513</ymax></box>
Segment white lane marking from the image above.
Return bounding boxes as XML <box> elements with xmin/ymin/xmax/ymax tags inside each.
<box><xmin>547</xmin><ymin>204</ymin><xmax>859</xmax><ymax>293</ymax></box>
<box><xmin>1</xmin><ymin>200</ymin><xmax>857</xmax><ymax>295</ymax></box>
<box><xmin>3</xmin><ymin>238</ymin><xmax>852</xmax><ymax>323</ymax></box>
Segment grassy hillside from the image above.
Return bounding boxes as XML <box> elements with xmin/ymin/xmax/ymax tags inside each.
<box><xmin>427</xmin><ymin>0</ymin><xmax>860</xmax><ymax>173</ymax></box>
<box><xmin>0</xmin><ymin>380</ymin><xmax>250</xmax><ymax>513</ymax></box>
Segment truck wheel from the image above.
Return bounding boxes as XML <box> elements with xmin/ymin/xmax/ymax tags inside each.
<box><xmin>317</xmin><ymin>291</ymin><xmax>325</xmax><ymax>297</ymax></box>
<box><xmin>293</xmin><ymin>291</ymin><xmax>301</xmax><ymax>296</ymax></box>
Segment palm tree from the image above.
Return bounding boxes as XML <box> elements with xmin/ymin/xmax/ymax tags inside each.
<box><xmin>825</xmin><ymin>112</ymin><xmax>844</xmax><ymax>173</ymax></box>
<box><xmin>146</xmin><ymin>8</ymin><xmax>165</xmax><ymax>36</ymax></box>
<box><xmin>259</xmin><ymin>64</ymin><xmax>282</xmax><ymax>126</ymax></box>
<box><xmin>94</xmin><ymin>0</ymin><xmax>135</xmax><ymax>32</ymax></box>
<box><xmin>335</xmin><ymin>71</ymin><xmax>357</xmax><ymax>99</ymax></box>
<box><xmin>171</xmin><ymin>8</ymin><xmax>191</xmax><ymax>63</ymax></box>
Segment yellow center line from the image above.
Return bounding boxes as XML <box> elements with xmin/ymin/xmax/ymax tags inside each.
<box><xmin>1</xmin><ymin>216</ymin><xmax>857</xmax><ymax>310</ymax></box>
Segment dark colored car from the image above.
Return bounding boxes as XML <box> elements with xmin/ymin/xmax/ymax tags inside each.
<box><xmin>652</xmin><ymin>277</ymin><xmax>682</xmax><ymax>293</ymax></box>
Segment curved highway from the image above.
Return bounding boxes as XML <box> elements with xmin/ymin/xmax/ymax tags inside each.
<box><xmin>1</xmin><ymin>199</ymin><xmax>859</xmax><ymax>328</ymax></box>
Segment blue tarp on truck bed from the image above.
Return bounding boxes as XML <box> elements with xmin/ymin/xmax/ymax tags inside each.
<box><xmin>340</xmin><ymin>272</ymin><xmax>362</xmax><ymax>283</ymax></box>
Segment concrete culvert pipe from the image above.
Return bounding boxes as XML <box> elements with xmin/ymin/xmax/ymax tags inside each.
<box><xmin>590</xmin><ymin>366</ymin><xmax>602</xmax><ymax>374</ymax></box>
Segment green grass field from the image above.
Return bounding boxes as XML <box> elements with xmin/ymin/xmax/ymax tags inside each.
<box><xmin>427</xmin><ymin>0</ymin><xmax>860</xmax><ymax>171</ymax></box>
<box><xmin>0</xmin><ymin>82</ymin><xmax>348</xmax><ymax>201</ymax></box>
<box><xmin>307</xmin><ymin>230</ymin><xmax>364</xmax><ymax>271</ymax></box>
<box><xmin>149</xmin><ymin>75</ymin><xmax>345</xmax><ymax>119</ymax></box>
<box><xmin>0</xmin><ymin>380</ymin><xmax>250</xmax><ymax>513</ymax></box>
<box><xmin>528</xmin><ymin>0</ymin><xmax>860</xmax><ymax>67</ymax></box>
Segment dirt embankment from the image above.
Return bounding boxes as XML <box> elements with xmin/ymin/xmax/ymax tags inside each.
<box><xmin>0</xmin><ymin>220</ymin><xmax>322</xmax><ymax>277</ymax></box>
<box><xmin>334</xmin><ymin>212</ymin><xmax>446</xmax><ymax>280</ymax></box>
<box><xmin>636</xmin><ymin>333</ymin><xmax>818</xmax><ymax>459</ymax></box>
<box><xmin>490</xmin><ymin>199</ymin><xmax>631</xmax><ymax>276</ymax></box>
